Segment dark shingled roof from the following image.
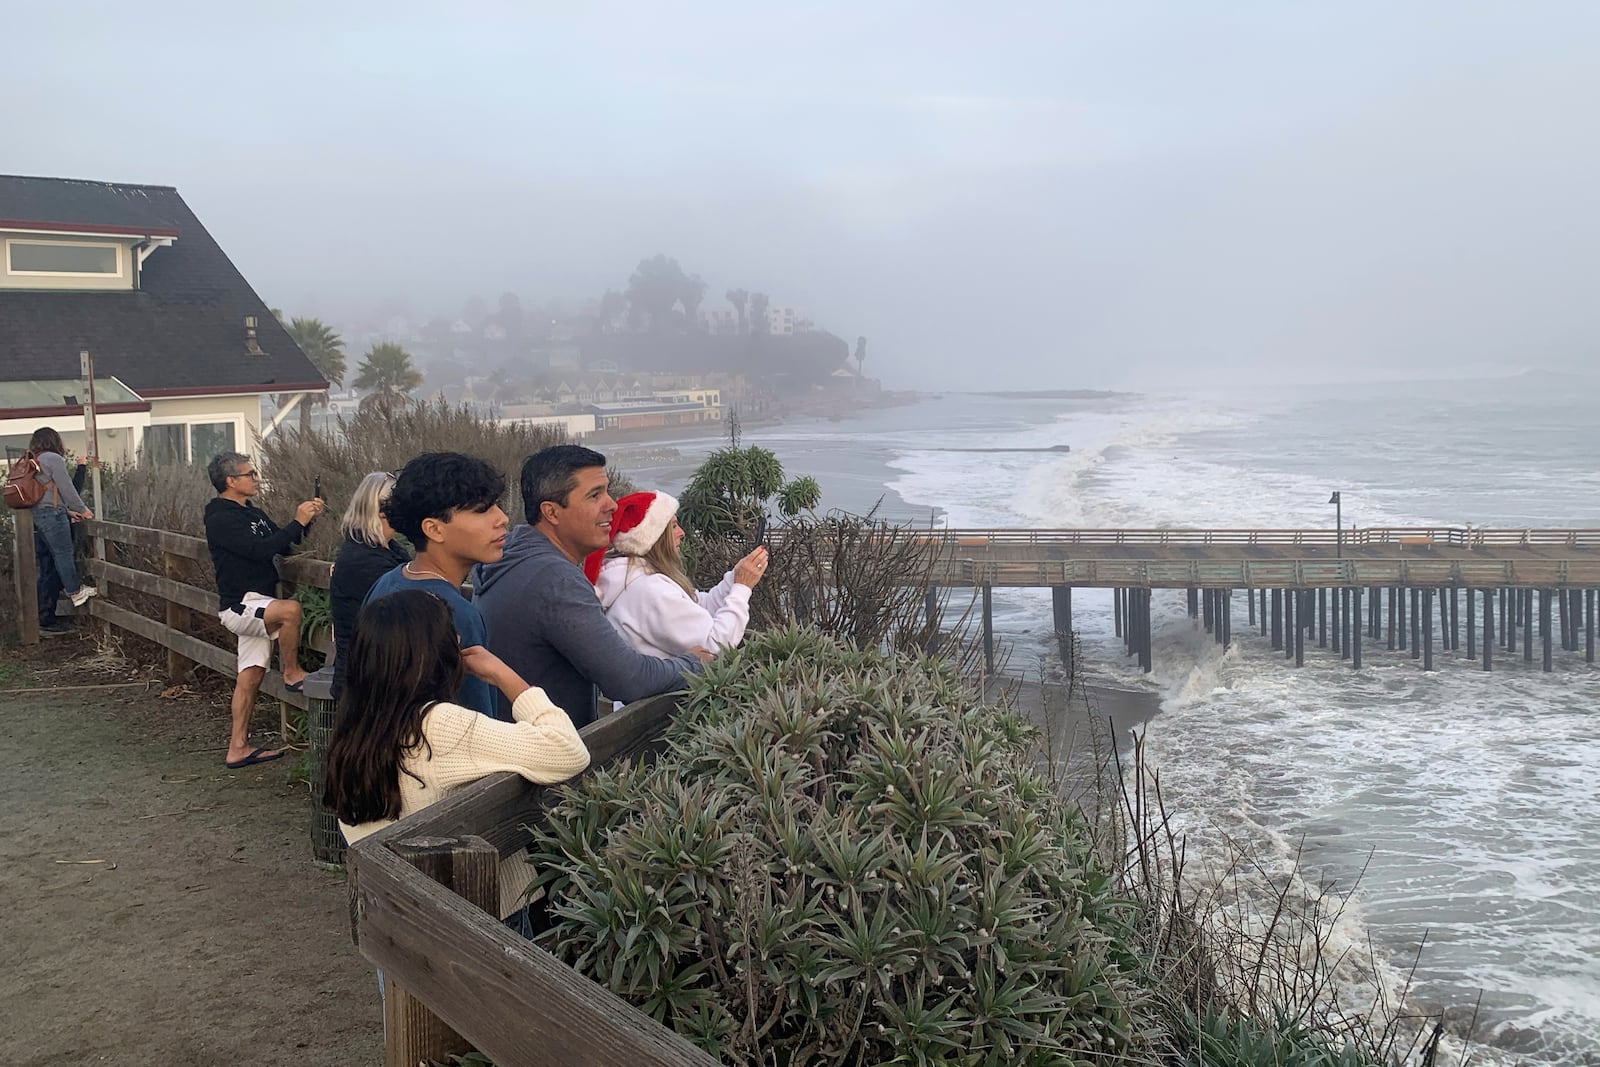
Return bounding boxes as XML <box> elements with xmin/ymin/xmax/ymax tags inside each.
<box><xmin>0</xmin><ymin>175</ymin><xmax>327</xmax><ymax>396</ymax></box>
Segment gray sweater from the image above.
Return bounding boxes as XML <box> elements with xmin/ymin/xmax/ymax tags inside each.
<box><xmin>474</xmin><ymin>525</ymin><xmax>701</xmax><ymax>728</ymax></box>
<box><xmin>33</xmin><ymin>452</ymin><xmax>87</xmax><ymax>513</ymax></box>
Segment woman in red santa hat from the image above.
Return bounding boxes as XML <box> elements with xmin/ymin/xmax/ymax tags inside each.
<box><xmin>587</xmin><ymin>491</ymin><xmax>769</xmax><ymax>657</ymax></box>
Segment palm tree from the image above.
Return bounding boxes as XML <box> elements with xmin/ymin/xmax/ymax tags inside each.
<box><xmin>285</xmin><ymin>317</ymin><xmax>347</xmax><ymax>433</ymax></box>
<box><xmin>354</xmin><ymin>342</ymin><xmax>423</xmax><ymax>414</ymax></box>
<box><xmin>725</xmin><ymin>288</ymin><xmax>749</xmax><ymax>334</ymax></box>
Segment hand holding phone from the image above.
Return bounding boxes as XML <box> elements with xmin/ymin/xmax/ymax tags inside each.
<box><xmin>752</xmin><ymin>514</ymin><xmax>768</xmax><ymax>547</ymax></box>
<box><xmin>314</xmin><ymin>474</ymin><xmax>323</xmax><ymax>499</ymax></box>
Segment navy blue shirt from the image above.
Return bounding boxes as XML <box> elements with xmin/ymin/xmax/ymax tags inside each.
<box><xmin>363</xmin><ymin>566</ymin><xmax>501</xmax><ymax>720</ymax></box>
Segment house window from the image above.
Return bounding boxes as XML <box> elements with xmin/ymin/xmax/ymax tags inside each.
<box><xmin>7</xmin><ymin>240</ymin><xmax>121</xmax><ymax>276</ymax></box>
<box><xmin>144</xmin><ymin>421</ymin><xmax>236</xmax><ymax>466</ymax></box>
<box><xmin>190</xmin><ymin>422</ymin><xmax>236</xmax><ymax>462</ymax></box>
<box><xmin>144</xmin><ymin>425</ymin><xmax>187</xmax><ymax>465</ymax></box>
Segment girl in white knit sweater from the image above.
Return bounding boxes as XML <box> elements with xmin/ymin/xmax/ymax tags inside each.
<box><xmin>588</xmin><ymin>491</ymin><xmax>769</xmax><ymax>658</ymax></box>
<box><xmin>323</xmin><ymin>589</ymin><xmax>590</xmax><ymax>899</ymax></box>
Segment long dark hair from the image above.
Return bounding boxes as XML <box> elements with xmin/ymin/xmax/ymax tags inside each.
<box><xmin>322</xmin><ymin>590</ymin><xmax>465</xmax><ymax>824</ymax></box>
<box><xmin>28</xmin><ymin>427</ymin><xmax>65</xmax><ymax>456</ymax></box>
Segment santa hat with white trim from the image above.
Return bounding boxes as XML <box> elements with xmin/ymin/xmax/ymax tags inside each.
<box><xmin>583</xmin><ymin>490</ymin><xmax>679</xmax><ymax>583</ymax></box>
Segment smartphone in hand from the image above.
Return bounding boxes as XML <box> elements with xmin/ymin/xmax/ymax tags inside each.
<box><xmin>751</xmin><ymin>514</ymin><xmax>768</xmax><ymax>548</ymax></box>
<box><xmin>313</xmin><ymin>474</ymin><xmax>322</xmax><ymax>499</ymax></box>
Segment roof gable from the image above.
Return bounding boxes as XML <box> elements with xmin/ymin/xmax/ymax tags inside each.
<box><xmin>0</xmin><ymin>175</ymin><xmax>326</xmax><ymax>396</ymax></box>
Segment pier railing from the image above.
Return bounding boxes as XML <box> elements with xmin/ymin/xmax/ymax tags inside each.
<box><xmin>907</xmin><ymin>527</ymin><xmax>1600</xmax><ymax>548</ymax></box>
<box><xmin>934</xmin><ymin>557</ymin><xmax>1600</xmax><ymax>589</ymax></box>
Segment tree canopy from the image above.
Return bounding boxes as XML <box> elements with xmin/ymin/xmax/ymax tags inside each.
<box><xmin>626</xmin><ymin>254</ymin><xmax>707</xmax><ymax>332</ymax></box>
<box><xmin>354</xmin><ymin>341</ymin><xmax>423</xmax><ymax>412</ymax></box>
<box><xmin>286</xmin><ymin>317</ymin><xmax>347</xmax><ymax>387</ymax></box>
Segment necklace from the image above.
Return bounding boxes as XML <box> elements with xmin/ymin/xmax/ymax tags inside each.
<box><xmin>405</xmin><ymin>561</ymin><xmax>454</xmax><ymax>583</ymax></box>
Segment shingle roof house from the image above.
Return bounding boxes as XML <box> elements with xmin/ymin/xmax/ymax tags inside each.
<box><xmin>0</xmin><ymin>174</ymin><xmax>327</xmax><ymax>465</ymax></box>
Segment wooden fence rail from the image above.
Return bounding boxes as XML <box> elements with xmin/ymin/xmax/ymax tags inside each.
<box><xmin>18</xmin><ymin>518</ymin><xmax>329</xmax><ymax>709</ymax></box>
<box><xmin>350</xmin><ymin>692</ymin><xmax>719</xmax><ymax>1067</ymax></box>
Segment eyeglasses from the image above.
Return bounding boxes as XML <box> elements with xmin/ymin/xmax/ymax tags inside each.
<box><xmin>230</xmin><ymin>469</ymin><xmax>261</xmax><ymax>480</ymax></box>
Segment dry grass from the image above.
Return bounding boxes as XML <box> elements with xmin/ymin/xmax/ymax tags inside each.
<box><xmin>685</xmin><ymin>510</ymin><xmax>1002</xmax><ymax>680</ymax></box>
<box><xmin>259</xmin><ymin>399</ymin><xmax>567</xmax><ymax>559</ymax></box>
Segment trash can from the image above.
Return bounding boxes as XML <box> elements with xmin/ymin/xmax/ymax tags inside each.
<box><xmin>302</xmin><ymin>666</ymin><xmax>345</xmax><ymax>869</ymax></box>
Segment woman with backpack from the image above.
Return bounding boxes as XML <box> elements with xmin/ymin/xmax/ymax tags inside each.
<box><xmin>24</xmin><ymin>427</ymin><xmax>97</xmax><ymax>635</ymax></box>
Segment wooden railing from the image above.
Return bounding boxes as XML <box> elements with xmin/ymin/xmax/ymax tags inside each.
<box><xmin>14</xmin><ymin>517</ymin><xmax>328</xmax><ymax>709</ymax></box>
<box><xmin>350</xmin><ymin>694</ymin><xmax>717</xmax><ymax>1067</ymax></box>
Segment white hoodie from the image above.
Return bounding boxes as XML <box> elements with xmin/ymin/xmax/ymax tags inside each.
<box><xmin>595</xmin><ymin>555</ymin><xmax>752</xmax><ymax>658</ymax></box>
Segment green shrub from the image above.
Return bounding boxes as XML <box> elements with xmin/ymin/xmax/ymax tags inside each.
<box><xmin>1183</xmin><ymin>1009</ymin><xmax>1382</xmax><ymax>1067</ymax></box>
<box><xmin>528</xmin><ymin>627</ymin><xmax>1146</xmax><ymax>1065</ymax></box>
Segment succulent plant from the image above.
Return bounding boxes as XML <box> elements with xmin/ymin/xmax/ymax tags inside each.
<box><xmin>527</xmin><ymin>627</ymin><xmax>1146</xmax><ymax>1065</ymax></box>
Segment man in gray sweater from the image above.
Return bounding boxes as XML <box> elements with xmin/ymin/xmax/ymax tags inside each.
<box><xmin>475</xmin><ymin>445</ymin><xmax>707</xmax><ymax>727</ymax></box>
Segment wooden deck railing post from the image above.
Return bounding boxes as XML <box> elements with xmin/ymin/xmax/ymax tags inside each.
<box><xmin>384</xmin><ymin>835</ymin><xmax>499</xmax><ymax>1067</ymax></box>
<box><xmin>92</xmin><ymin>520</ymin><xmax>110</xmax><ymax>638</ymax></box>
<box><xmin>12</xmin><ymin>507</ymin><xmax>40</xmax><ymax>645</ymax></box>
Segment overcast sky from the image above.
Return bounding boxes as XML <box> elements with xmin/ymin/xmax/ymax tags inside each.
<box><xmin>6</xmin><ymin>2</ymin><xmax>1599</xmax><ymax>389</ymax></box>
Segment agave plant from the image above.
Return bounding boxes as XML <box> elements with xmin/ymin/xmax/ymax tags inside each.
<box><xmin>526</xmin><ymin>628</ymin><xmax>1148</xmax><ymax>1065</ymax></box>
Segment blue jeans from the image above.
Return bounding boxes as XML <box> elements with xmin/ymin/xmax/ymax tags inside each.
<box><xmin>33</xmin><ymin>506</ymin><xmax>79</xmax><ymax>624</ymax></box>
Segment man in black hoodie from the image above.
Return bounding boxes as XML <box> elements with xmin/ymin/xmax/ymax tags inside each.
<box><xmin>203</xmin><ymin>451</ymin><xmax>324</xmax><ymax>769</ymax></box>
<box><xmin>475</xmin><ymin>445</ymin><xmax>707</xmax><ymax>727</ymax></box>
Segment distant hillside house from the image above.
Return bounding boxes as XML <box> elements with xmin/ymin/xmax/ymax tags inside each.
<box><xmin>0</xmin><ymin>174</ymin><xmax>327</xmax><ymax>466</ymax></box>
<box><xmin>587</xmin><ymin>389</ymin><xmax>722</xmax><ymax>431</ymax></box>
<box><xmin>766</xmin><ymin>306</ymin><xmax>810</xmax><ymax>335</ymax></box>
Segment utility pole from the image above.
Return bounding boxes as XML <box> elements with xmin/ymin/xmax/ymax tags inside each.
<box><xmin>1329</xmin><ymin>491</ymin><xmax>1342</xmax><ymax>558</ymax></box>
<box><xmin>80</xmin><ymin>349</ymin><xmax>104</xmax><ymax>557</ymax></box>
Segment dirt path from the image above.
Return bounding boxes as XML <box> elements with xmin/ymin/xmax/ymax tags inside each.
<box><xmin>1</xmin><ymin>641</ymin><xmax>383</xmax><ymax>1065</ymax></box>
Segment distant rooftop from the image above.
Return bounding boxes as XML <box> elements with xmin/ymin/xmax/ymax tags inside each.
<box><xmin>0</xmin><ymin>174</ymin><xmax>182</xmax><ymax>236</ymax></box>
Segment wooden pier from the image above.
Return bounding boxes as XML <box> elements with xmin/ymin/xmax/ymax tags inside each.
<box><xmin>911</xmin><ymin>526</ymin><xmax>1600</xmax><ymax>675</ymax></box>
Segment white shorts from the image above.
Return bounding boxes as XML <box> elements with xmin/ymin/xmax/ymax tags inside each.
<box><xmin>218</xmin><ymin>592</ymin><xmax>281</xmax><ymax>672</ymax></box>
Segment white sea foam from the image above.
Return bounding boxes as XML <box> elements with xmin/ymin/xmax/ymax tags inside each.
<box><xmin>876</xmin><ymin>385</ymin><xmax>1600</xmax><ymax>1065</ymax></box>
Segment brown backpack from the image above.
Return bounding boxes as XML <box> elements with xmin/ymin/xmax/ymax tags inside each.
<box><xmin>4</xmin><ymin>451</ymin><xmax>49</xmax><ymax>509</ymax></box>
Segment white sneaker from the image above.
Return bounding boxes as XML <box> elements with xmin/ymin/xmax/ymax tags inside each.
<box><xmin>70</xmin><ymin>585</ymin><xmax>98</xmax><ymax>607</ymax></box>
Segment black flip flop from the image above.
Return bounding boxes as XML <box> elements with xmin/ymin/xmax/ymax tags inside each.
<box><xmin>283</xmin><ymin>678</ymin><xmax>305</xmax><ymax>693</ymax></box>
<box><xmin>225</xmin><ymin>746</ymin><xmax>284</xmax><ymax>769</ymax></box>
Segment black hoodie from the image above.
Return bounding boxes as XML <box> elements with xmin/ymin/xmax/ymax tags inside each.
<box><xmin>204</xmin><ymin>497</ymin><xmax>308</xmax><ymax>610</ymax></box>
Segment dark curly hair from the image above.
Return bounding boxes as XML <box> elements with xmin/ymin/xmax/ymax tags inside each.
<box><xmin>520</xmin><ymin>444</ymin><xmax>607</xmax><ymax>525</ymax></box>
<box><xmin>383</xmin><ymin>452</ymin><xmax>506</xmax><ymax>546</ymax></box>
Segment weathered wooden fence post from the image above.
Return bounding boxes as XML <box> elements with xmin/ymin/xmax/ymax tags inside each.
<box><xmin>12</xmin><ymin>508</ymin><xmax>40</xmax><ymax>645</ymax></box>
<box><xmin>384</xmin><ymin>835</ymin><xmax>499</xmax><ymax>1067</ymax></box>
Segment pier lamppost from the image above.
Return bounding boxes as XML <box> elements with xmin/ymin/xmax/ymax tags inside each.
<box><xmin>1328</xmin><ymin>491</ymin><xmax>1343</xmax><ymax>558</ymax></box>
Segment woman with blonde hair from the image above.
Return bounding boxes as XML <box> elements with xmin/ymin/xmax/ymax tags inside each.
<box><xmin>329</xmin><ymin>471</ymin><xmax>410</xmax><ymax>698</ymax></box>
<box><xmin>588</xmin><ymin>491</ymin><xmax>769</xmax><ymax>658</ymax></box>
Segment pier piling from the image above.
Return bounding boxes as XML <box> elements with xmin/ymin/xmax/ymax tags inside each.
<box><xmin>1352</xmin><ymin>587</ymin><xmax>1363</xmax><ymax>669</ymax></box>
<box><xmin>1423</xmin><ymin>588</ymin><xmax>1435</xmax><ymax>671</ymax></box>
<box><xmin>1483</xmin><ymin>591</ymin><xmax>1494</xmax><ymax>672</ymax></box>
<box><xmin>1467</xmin><ymin>589</ymin><xmax>1476</xmax><ymax>660</ymax></box>
<box><xmin>1587</xmin><ymin>589</ymin><xmax>1596</xmax><ymax>664</ymax></box>
<box><xmin>1542</xmin><ymin>589</ymin><xmax>1553</xmax><ymax>672</ymax></box>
